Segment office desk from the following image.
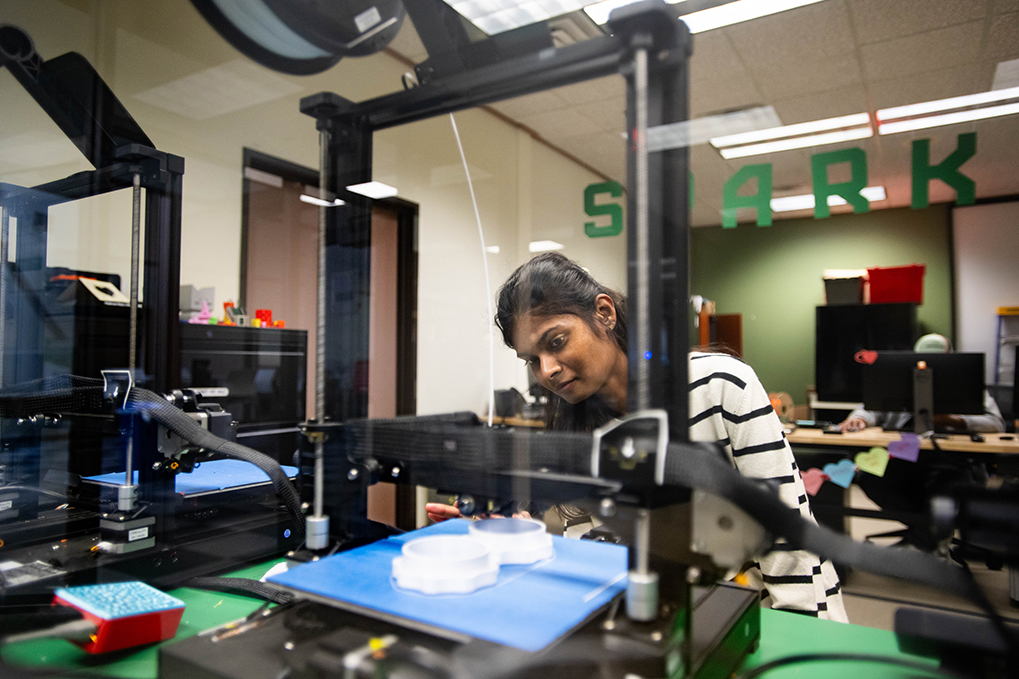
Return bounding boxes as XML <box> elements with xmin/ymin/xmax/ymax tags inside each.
<box><xmin>2</xmin><ymin>561</ymin><xmax>938</xmax><ymax>679</ymax></box>
<box><xmin>787</xmin><ymin>427</ymin><xmax>1019</xmax><ymax>455</ymax></box>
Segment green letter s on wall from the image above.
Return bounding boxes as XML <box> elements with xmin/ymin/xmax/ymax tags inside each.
<box><xmin>584</xmin><ymin>181</ymin><xmax>623</xmax><ymax>238</ymax></box>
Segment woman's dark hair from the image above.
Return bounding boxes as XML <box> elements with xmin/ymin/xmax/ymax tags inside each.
<box><xmin>495</xmin><ymin>252</ymin><xmax>627</xmax><ymax>432</ymax></box>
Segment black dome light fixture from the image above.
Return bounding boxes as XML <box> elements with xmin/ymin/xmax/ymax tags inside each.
<box><xmin>189</xmin><ymin>0</ymin><xmax>406</xmax><ymax>75</ymax></box>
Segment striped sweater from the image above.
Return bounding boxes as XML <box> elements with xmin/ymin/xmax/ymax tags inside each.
<box><xmin>688</xmin><ymin>352</ymin><xmax>848</xmax><ymax>622</ymax></box>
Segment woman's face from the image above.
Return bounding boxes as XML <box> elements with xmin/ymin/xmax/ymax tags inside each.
<box><xmin>511</xmin><ymin>295</ymin><xmax>626</xmax><ymax>408</ymax></box>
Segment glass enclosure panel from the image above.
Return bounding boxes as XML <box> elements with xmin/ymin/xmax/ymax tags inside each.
<box><xmin>0</xmin><ymin>0</ymin><xmax>1016</xmax><ymax>671</ymax></box>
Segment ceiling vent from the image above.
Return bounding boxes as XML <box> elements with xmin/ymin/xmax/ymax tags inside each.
<box><xmin>548</xmin><ymin>12</ymin><xmax>603</xmax><ymax>48</ymax></box>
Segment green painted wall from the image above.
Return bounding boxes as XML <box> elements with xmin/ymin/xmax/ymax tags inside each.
<box><xmin>690</xmin><ymin>205</ymin><xmax>953</xmax><ymax>402</ymax></box>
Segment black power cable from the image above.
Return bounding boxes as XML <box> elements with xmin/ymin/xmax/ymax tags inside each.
<box><xmin>184</xmin><ymin>577</ymin><xmax>294</xmax><ymax>605</ymax></box>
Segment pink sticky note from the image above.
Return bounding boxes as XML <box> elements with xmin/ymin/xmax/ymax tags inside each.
<box><xmin>888</xmin><ymin>433</ymin><xmax>920</xmax><ymax>462</ymax></box>
<box><xmin>801</xmin><ymin>468</ymin><xmax>829</xmax><ymax>496</ymax></box>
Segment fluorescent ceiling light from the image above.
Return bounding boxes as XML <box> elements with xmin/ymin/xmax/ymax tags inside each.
<box><xmin>711</xmin><ymin>113</ymin><xmax>870</xmax><ymax>148</ymax></box>
<box><xmin>717</xmin><ymin>126</ymin><xmax>873</xmax><ymax>159</ymax></box>
<box><xmin>346</xmin><ymin>181</ymin><xmax>399</xmax><ymax>199</ymax></box>
<box><xmin>445</xmin><ymin>0</ymin><xmax>594</xmax><ymax>35</ymax></box>
<box><xmin>646</xmin><ymin>106</ymin><xmax>782</xmax><ymax>152</ymax></box>
<box><xmin>485</xmin><ymin>245</ymin><xmax>501</xmax><ymax>254</ymax></box>
<box><xmin>529</xmin><ymin>240</ymin><xmax>565</xmax><ymax>253</ymax></box>
<box><xmin>300</xmin><ymin>194</ymin><xmax>345</xmax><ymax>207</ymax></box>
<box><xmin>876</xmin><ymin>87</ymin><xmax>1019</xmax><ymax>135</ymax></box>
<box><xmin>771</xmin><ymin>186</ymin><xmax>886</xmax><ymax>212</ymax></box>
<box><xmin>584</xmin><ymin>0</ymin><xmax>685</xmax><ymax>26</ymax></box>
<box><xmin>585</xmin><ymin>0</ymin><xmax>826</xmax><ymax>33</ymax></box>
<box><xmin>878</xmin><ymin>102</ymin><xmax>1019</xmax><ymax>135</ymax></box>
<box><xmin>877</xmin><ymin>86</ymin><xmax>1019</xmax><ymax>122</ymax></box>
<box><xmin>681</xmin><ymin>0</ymin><xmax>827</xmax><ymax>33</ymax></box>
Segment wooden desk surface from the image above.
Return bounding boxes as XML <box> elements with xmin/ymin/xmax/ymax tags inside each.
<box><xmin>786</xmin><ymin>427</ymin><xmax>1019</xmax><ymax>454</ymax></box>
<box><xmin>489</xmin><ymin>415</ymin><xmax>545</xmax><ymax>428</ymax></box>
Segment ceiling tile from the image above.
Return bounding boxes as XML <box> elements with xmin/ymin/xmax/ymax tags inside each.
<box><xmin>986</xmin><ymin>12</ymin><xmax>1019</xmax><ymax>63</ymax></box>
<box><xmin>771</xmin><ymin>86</ymin><xmax>868</xmax><ymax>124</ymax></box>
<box><xmin>859</xmin><ymin>20</ymin><xmax>985</xmax><ymax>81</ymax></box>
<box><xmin>751</xmin><ymin>55</ymin><xmax>863</xmax><ymax>101</ymax></box>
<box><xmin>727</xmin><ymin>0</ymin><xmax>858</xmax><ymax>67</ymax></box>
<box><xmin>519</xmin><ymin>107</ymin><xmax>601</xmax><ymax>139</ymax></box>
<box><xmin>689</xmin><ymin>33</ymin><xmax>766</xmax><ymax>117</ymax></box>
<box><xmin>867</xmin><ymin>63</ymin><xmax>995</xmax><ymax>109</ymax></box>
<box><xmin>553</xmin><ymin>75</ymin><xmax>624</xmax><ymax>105</ymax></box>
<box><xmin>387</xmin><ymin>18</ymin><xmax>429</xmax><ymax>62</ymax></box>
<box><xmin>573</xmin><ymin>97</ymin><xmax>625</xmax><ymax>132</ymax></box>
<box><xmin>489</xmin><ymin>90</ymin><xmax>569</xmax><ymax>119</ymax></box>
<box><xmin>847</xmin><ymin>0</ymin><xmax>988</xmax><ymax>45</ymax></box>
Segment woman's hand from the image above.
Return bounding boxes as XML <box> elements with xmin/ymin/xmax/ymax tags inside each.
<box><xmin>839</xmin><ymin>416</ymin><xmax>867</xmax><ymax>432</ymax></box>
<box><xmin>424</xmin><ymin>503</ymin><xmax>532</xmax><ymax>523</ymax></box>
<box><xmin>425</xmin><ymin>502</ymin><xmax>462</xmax><ymax>523</ymax></box>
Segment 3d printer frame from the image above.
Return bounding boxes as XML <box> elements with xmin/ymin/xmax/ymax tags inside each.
<box><xmin>286</xmin><ymin>3</ymin><xmax>756</xmax><ymax>677</ymax></box>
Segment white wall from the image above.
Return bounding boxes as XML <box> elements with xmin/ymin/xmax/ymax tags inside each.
<box><xmin>1</xmin><ymin>0</ymin><xmax>626</xmax><ymax>415</ymax></box>
<box><xmin>953</xmin><ymin>201</ymin><xmax>1019</xmax><ymax>384</ymax></box>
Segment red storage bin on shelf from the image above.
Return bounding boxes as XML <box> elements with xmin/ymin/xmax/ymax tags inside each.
<box><xmin>868</xmin><ymin>264</ymin><xmax>925</xmax><ymax>304</ymax></box>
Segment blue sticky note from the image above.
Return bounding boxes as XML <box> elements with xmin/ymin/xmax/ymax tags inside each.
<box><xmin>823</xmin><ymin>459</ymin><xmax>857</xmax><ymax>488</ymax></box>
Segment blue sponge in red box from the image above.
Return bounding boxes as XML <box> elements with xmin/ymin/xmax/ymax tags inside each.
<box><xmin>53</xmin><ymin>582</ymin><xmax>185</xmax><ymax>654</ymax></box>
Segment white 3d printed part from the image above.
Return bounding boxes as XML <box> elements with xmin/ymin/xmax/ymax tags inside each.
<box><xmin>468</xmin><ymin>518</ymin><xmax>554</xmax><ymax>565</ymax></box>
<box><xmin>391</xmin><ymin>535</ymin><xmax>499</xmax><ymax>594</ymax></box>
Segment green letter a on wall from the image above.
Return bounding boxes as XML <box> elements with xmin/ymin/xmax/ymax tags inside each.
<box><xmin>584</xmin><ymin>181</ymin><xmax>623</xmax><ymax>238</ymax></box>
<box><xmin>912</xmin><ymin>133</ymin><xmax>976</xmax><ymax>209</ymax></box>
<box><xmin>811</xmin><ymin>147</ymin><xmax>869</xmax><ymax>219</ymax></box>
<box><xmin>722</xmin><ymin>163</ymin><xmax>772</xmax><ymax>228</ymax></box>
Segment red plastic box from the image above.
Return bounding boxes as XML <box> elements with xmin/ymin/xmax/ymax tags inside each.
<box><xmin>868</xmin><ymin>264</ymin><xmax>925</xmax><ymax>304</ymax></box>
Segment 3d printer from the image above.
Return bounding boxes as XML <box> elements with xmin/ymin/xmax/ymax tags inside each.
<box><xmin>1</xmin><ymin>1</ymin><xmax>1016</xmax><ymax>677</ymax></box>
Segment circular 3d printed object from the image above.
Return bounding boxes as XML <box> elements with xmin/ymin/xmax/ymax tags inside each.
<box><xmin>391</xmin><ymin>536</ymin><xmax>498</xmax><ymax>595</ymax></box>
<box><xmin>468</xmin><ymin>518</ymin><xmax>554</xmax><ymax>565</ymax></box>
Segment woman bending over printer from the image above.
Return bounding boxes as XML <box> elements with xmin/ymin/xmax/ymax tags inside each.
<box><xmin>426</xmin><ymin>253</ymin><xmax>847</xmax><ymax>622</ymax></box>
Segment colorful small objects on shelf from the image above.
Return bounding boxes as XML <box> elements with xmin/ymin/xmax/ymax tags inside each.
<box><xmin>255</xmin><ymin>309</ymin><xmax>272</xmax><ymax>326</ymax></box>
<box><xmin>221</xmin><ymin>301</ymin><xmax>237</xmax><ymax>326</ymax></box>
<box><xmin>188</xmin><ymin>300</ymin><xmax>212</xmax><ymax>324</ymax></box>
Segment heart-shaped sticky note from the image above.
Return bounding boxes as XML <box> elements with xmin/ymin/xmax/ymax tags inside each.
<box><xmin>888</xmin><ymin>433</ymin><xmax>920</xmax><ymax>462</ymax></box>
<box><xmin>801</xmin><ymin>468</ymin><xmax>829</xmax><ymax>496</ymax></box>
<box><xmin>854</xmin><ymin>349</ymin><xmax>878</xmax><ymax>365</ymax></box>
<box><xmin>855</xmin><ymin>447</ymin><xmax>890</xmax><ymax>477</ymax></box>
<box><xmin>823</xmin><ymin>459</ymin><xmax>857</xmax><ymax>488</ymax></box>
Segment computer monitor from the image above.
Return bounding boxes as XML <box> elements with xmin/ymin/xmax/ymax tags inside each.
<box><xmin>861</xmin><ymin>352</ymin><xmax>985</xmax><ymax>423</ymax></box>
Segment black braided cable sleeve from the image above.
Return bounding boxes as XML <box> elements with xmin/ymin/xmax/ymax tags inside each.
<box><xmin>184</xmin><ymin>577</ymin><xmax>294</xmax><ymax>605</ymax></box>
<box><xmin>0</xmin><ymin>375</ymin><xmax>104</xmax><ymax>419</ymax></box>
<box><xmin>126</xmin><ymin>387</ymin><xmax>305</xmax><ymax>540</ymax></box>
